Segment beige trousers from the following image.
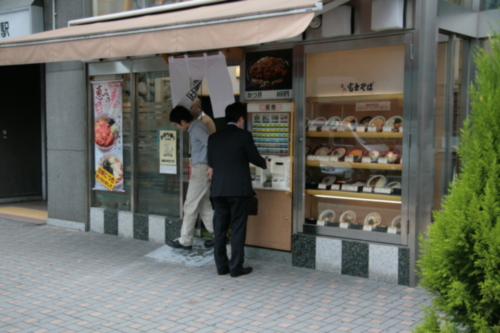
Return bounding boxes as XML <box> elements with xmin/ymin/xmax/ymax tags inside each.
<box><xmin>178</xmin><ymin>163</ymin><xmax>214</xmax><ymax>246</ymax></box>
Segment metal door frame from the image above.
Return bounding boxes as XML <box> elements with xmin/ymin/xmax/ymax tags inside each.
<box><xmin>295</xmin><ymin>33</ymin><xmax>413</xmax><ymax>246</ymax></box>
<box><xmin>86</xmin><ymin>55</ymin><xmax>184</xmax><ymax>217</ymax></box>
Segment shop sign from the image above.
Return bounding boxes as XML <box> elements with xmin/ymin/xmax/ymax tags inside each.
<box><xmin>244</xmin><ymin>49</ymin><xmax>293</xmax><ymax>101</ymax></box>
<box><xmin>0</xmin><ymin>10</ymin><xmax>29</xmax><ymax>39</ymax></box>
<box><xmin>95</xmin><ymin>166</ymin><xmax>116</xmax><ymax>191</ymax></box>
<box><xmin>355</xmin><ymin>101</ymin><xmax>390</xmax><ymax>112</ymax></box>
<box><xmin>341</xmin><ymin>82</ymin><xmax>374</xmax><ymax>93</ymax></box>
<box><xmin>169</xmin><ymin>52</ymin><xmax>234</xmax><ymax>118</ymax></box>
<box><xmin>159</xmin><ymin>130</ymin><xmax>177</xmax><ymax>174</ymax></box>
<box><xmin>93</xmin><ymin>80</ymin><xmax>124</xmax><ymax>192</ymax></box>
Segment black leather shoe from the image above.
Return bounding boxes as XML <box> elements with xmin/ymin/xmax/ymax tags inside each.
<box><xmin>165</xmin><ymin>239</ymin><xmax>192</xmax><ymax>250</ymax></box>
<box><xmin>204</xmin><ymin>239</ymin><xmax>214</xmax><ymax>248</ymax></box>
<box><xmin>218</xmin><ymin>267</ymin><xmax>229</xmax><ymax>276</ymax></box>
<box><xmin>230</xmin><ymin>267</ymin><xmax>253</xmax><ymax>278</ymax></box>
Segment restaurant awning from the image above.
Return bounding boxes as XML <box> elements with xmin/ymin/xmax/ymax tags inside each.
<box><xmin>0</xmin><ymin>0</ymin><xmax>321</xmax><ymax>66</ymax></box>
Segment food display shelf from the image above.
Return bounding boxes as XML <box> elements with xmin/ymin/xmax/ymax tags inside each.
<box><xmin>306</xmin><ymin>161</ymin><xmax>402</xmax><ymax>171</ymax></box>
<box><xmin>306</xmin><ymin>132</ymin><xmax>403</xmax><ymax>139</ymax></box>
<box><xmin>306</xmin><ymin>190</ymin><xmax>401</xmax><ymax>203</ymax></box>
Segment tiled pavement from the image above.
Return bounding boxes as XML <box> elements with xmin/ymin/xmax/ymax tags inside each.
<box><xmin>0</xmin><ymin>218</ymin><xmax>432</xmax><ymax>333</ymax></box>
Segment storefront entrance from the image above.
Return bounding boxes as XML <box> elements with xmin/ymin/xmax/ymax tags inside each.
<box><xmin>0</xmin><ymin>64</ymin><xmax>45</xmax><ymax>204</ymax></box>
<box><xmin>89</xmin><ymin>57</ymin><xmax>186</xmax><ymax>218</ymax></box>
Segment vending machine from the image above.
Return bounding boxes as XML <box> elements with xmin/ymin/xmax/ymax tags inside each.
<box><xmin>245</xmin><ymin>102</ymin><xmax>293</xmax><ymax>251</ymax></box>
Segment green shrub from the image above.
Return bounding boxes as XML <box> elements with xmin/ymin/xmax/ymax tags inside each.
<box><xmin>414</xmin><ymin>33</ymin><xmax>500</xmax><ymax>333</ymax></box>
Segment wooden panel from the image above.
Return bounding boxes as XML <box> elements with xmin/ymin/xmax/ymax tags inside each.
<box><xmin>246</xmin><ymin>190</ymin><xmax>292</xmax><ymax>251</ymax></box>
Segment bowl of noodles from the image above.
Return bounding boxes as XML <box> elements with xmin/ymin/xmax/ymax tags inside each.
<box><xmin>95</xmin><ymin>113</ymin><xmax>119</xmax><ymax>152</ymax></box>
<box><xmin>99</xmin><ymin>153</ymin><xmax>124</xmax><ymax>186</ymax></box>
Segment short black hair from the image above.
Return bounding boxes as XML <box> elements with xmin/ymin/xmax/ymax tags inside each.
<box><xmin>225</xmin><ymin>102</ymin><xmax>246</xmax><ymax>123</ymax></box>
<box><xmin>170</xmin><ymin>105</ymin><xmax>193</xmax><ymax>124</ymax></box>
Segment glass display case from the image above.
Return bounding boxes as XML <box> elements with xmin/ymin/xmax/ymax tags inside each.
<box><xmin>304</xmin><ymin>95</ymin><xmax>403</xmax><ymax>237</ymax></box>
<box><xmin>301</xmin><ymin>42</ymin><xmax>407</xmax><ymax>244</ymax></box>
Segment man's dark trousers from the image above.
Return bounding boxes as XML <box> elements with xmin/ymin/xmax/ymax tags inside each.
<box><xmin>212</xmin><ymin>196</ymin><xmax>250</xmax><ymax>274</ymax></box>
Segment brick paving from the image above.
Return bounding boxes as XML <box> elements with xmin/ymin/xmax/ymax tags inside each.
<box><xmin>0</xmin><ymin>218</ymin><xmax>432</xmax><ymax>333</ymax></box>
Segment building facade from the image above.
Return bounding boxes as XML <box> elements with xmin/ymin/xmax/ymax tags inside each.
<box><xmin>0</xmin><ymin>0</ymin><xmax>498</xmax><ymax>287</ymax></box>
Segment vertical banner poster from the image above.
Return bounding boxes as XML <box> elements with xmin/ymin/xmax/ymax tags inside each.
<box><xmin>159</xmin><ymin>130</ymin><xmax>177</xmax><ymax>174</ymax></box>
<box><xmin>93</xmin><ymin>80</ymin><xmax>124</xmax><ymax>192</ymax></box>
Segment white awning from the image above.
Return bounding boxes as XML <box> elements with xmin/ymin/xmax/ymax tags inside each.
<box><xmin>0</xmin><ymin>0</ymin><xmax>321</xmax><ymax>65</ymax></box>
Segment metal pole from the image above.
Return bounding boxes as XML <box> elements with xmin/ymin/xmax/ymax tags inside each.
<box><xmin>130</xmin><ymin>69</ymin><xmax>137</xmax><ymax>213</ymax></box>
<box><xmin>52</xmin><ymin>0</ymin><xmax>56</xmax><ymax>30</ymax></box>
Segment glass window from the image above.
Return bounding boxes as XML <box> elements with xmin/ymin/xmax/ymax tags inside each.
<box><xmin>90</xmin><ymin>0</ymin><xmax>183</xmax><ymax>16</ymax></box>
<box><xmin>303</xmin><ymin>45</ymin><xmax>405</xmax><ymax>240</ymax></box>
<box><xmin>483</xmin><ymin>0</ymin><xmax>500</xmax><ymax>10</ymax></box>
<box><xmin>444</xmin><ymin>0</ymin><xmax>474</xmax><ymax>9</ymax></box>
<box><xmin>433</xmin><ymin>34</ymin><xmax>463</xmax><ymax>210</ymax></box>
<box><xmin>136</xmin><ymin>71</ymin><xmax>182</xmax><ymax>216</ymax></box>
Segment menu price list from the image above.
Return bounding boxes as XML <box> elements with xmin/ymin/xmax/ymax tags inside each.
<box><xmin>250</xmin><ymin>112</ymin><xmax>290</xmax><ymax>155</ymax></box>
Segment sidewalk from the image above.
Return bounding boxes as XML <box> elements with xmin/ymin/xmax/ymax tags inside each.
<box><xmin>0</xmin><ymin>218</ymin><xmax>432</xmax><ymax>333</ymax></box>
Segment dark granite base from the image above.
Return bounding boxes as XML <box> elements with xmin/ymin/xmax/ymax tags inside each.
<box><xmin>292</xmin><ymin>234</ymin><xmax>315</xmax><ymax>269</ymax></box>
<box><xmin>103</xmin><ymin>209</ymin><xmax>118</xmax><ymax>235</ymax></box>
<box><xmin>165</xmin><ymin>218</ymin><xmax>182</xmax><ymax>242</ymax></box>
<box><xmin>341</xmin><ymin>241</ymin><xmax>368</xmax><ymax>278</ymax></box>
<box><xmin>398</xmin><ymin>247</ymin><xmax>410</xmax><ymax>285</ymax></box>
<box><xmin>133</xmin><ymin>214</ymin><xmax>149</xmax><ymax>241</ymax></box>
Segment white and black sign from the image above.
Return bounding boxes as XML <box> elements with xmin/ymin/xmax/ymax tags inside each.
<box><xmin>0</xmin><ymin>7</ymin><xmax>43</xmax><ymax>40</ymax></box>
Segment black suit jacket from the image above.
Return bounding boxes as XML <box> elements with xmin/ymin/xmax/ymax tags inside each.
<box><xmin>208</xmin><ymin>124</ymin><xmax>267</xmax><ymax>197</ymax></box>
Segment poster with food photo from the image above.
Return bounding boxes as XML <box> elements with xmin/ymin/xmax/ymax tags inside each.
<box><xmin>93</xmin><ymin>80</ymin><xmax>124</xmax><ymax>192</ymax></box>
<box><xmin>244</xmin><ymin>49</ymin><xmax>293</xmax><ymax>100</ymax></box>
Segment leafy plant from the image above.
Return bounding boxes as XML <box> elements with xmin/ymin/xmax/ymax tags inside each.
<box><xmin>414</xmin><ymin>33</ymin><xmax>500</xmax><ymax>333</ymax></box>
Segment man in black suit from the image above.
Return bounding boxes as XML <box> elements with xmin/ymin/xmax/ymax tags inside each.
<box><xmin>207</xmin><ymin>102</ymin><xmax>267</xmax><ymax>278</ymax></box>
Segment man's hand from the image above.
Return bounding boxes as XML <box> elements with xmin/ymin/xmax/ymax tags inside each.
<box><xmin>206</xmin><ymin>167</ymin><xmax>213</xmax><ymax>181</ymax></box>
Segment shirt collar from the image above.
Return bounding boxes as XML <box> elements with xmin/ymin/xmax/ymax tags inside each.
<box><xmin>187</xmin><ymin>120</ymin><xmax>197</xmax><ymax>132</ymax></box>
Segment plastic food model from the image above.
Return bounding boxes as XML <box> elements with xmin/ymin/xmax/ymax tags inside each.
<box><xmin>367</xmin><ymin>175</ymin><xmax>387</xmax><ymax>187</ymax></box>
<box><xmin>368</xmin><ymin>150</ymin><xmax>380</xmax><ymax>162</ymax></box>
<box><xmin>386</xmin><ymin>116</ymin><xmax>403</xmax><ymax>132</ymax></box>
<box><xmin>327</xmin><ymin>116</ymin><xmax>341</xmax><ymax>126</ymax></box>
<box><xmin>340</xmin><ymin>211</ymin><xmax>356</xmax><ymax>223</ymax></box>
<box><xmin>329</xmin><ymin>146</ymin><xmax>347</xmax><ymax>159</ymax></box>
<box><xmin>365</xmin><ymin>213</ymin><xmax>381</xmax><ymax>226</ymax></box>
<box><xmin>391</xmin><ymin>216</ymin><xmax>402</xmax><ymax>229</ymax></box>
<box><xmin>321</xmin><ymin>176</ymin><xmax>336</xmax><ymax>185</ymax></box>
<box><xmin>369</xmin><ymin>116</ymin><xmax>386</xmax><ymax>132</ymax></box>
<box><xmin>385</xmin><ymin>150</ymin><xmax>399</xmax><ymax>163</ymax></box>
<box><xmin>392</xmin><ymin>118</ymin><xmax>402</xmax><ymax>132</ymax></box>
<box><xmin>319</xmin><ymin>210</ymin><xmax>336</xmax><ymax>222</ymax></box>
<box><xmin>360</xmin><ymin>116</ymin><xmax>372</xmax><ymax>126</ymax></box>
<box><xmin>387</xmin><ymin>182</ymin><xmax>401</xmax><ymax>189</ymax></box>
<box><xmin>346</xmin><ymin>148</ymin><xmax>363</xmax><ymax>162</ymax></box>
<box><xmin>313</xmin><ymin>144</ymin><xmax>331</xmax><ymax>156</ymax></box>
<box><xmin>342</xmin><ymin>116</ymin><xmax>357</xmax><ymax>130</ymax></box>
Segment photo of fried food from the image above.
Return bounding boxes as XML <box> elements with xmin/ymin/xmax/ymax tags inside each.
<box><xmin>249</xmin><ymin>56</ymin><xmax>288</xmax><ymax>89</ymax></box>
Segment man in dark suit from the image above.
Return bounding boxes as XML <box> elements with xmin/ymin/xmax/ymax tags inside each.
<box><xmin>207</xmin><ymin>102</ymin><xmax>267</xmax><ymax>278</ymax></box>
